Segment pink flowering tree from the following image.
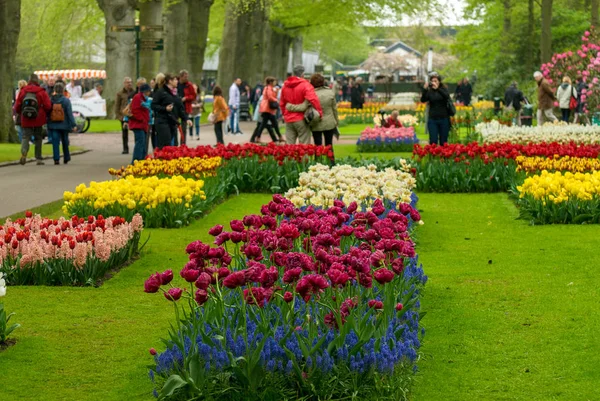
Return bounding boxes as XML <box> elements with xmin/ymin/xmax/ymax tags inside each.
<box><xmin>541</xmin><ymin>28</ymin><xmax>600</xmax><ymax>113</ymax></box>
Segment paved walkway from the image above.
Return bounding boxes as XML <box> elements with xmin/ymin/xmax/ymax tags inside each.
<box><xmin>0</xmin><ymin>124</ymin><xmax>257</xmax><ymax>218</ymax></box>
<box><xmin>0</xmin><ymin>120</ymin><xmax>354</xmax><ymax>218</ymax></box>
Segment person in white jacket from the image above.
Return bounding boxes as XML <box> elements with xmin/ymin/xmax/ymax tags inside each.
<box><xmin>556</xmin><ymin>76</ymin><xmax>577</xmax><ymax>123</ymax></box>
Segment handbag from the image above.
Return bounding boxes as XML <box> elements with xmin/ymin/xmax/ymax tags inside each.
<box><xmin>569</xmin><ymin>86</ymin><xmax>578</xmax><ymax>110</ymax></box>
<box><xmin>446</xmin><ymin>98</ymin><xmax>456</xmax><ymax>117</ymax></box>
<box><xmin>269</xmin><ymin>101</ymin><xmax>278</xmax><ymax>109</ymax></box>
<box><xmin>304</xmin><ymin>107</ymin><xmax>320</xmax><ymax>124</ymax></box>
<box><xmin>208</xmin><ymin>112</ymin><xmax>216</xmax><ymax>124</ymax></box>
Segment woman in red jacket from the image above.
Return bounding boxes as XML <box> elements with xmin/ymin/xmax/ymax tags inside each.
<box><xmin>128</xmin><ymin>84</ymin><xmax>152</xmax><ymax>163</ymax></box>
<box><xmin>250</xmin><ymin>77</ymin><xmax>283</xmax><ymax>143</ymax></box>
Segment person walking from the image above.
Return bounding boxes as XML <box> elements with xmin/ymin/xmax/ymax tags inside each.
<box><xmin>286</xmin><ymin>73</ymin><xmax>338</xmax><ymax>148</ymax></box>
<box><xmin>178</xmin><ymin>70</ymin><xmax>197</xmax><ymax>145</ymax></box>
<box><xmin>115</xmin><ymin>77</ymin><xmax>134</xmax><ymax>154</ymax></box>
<box><xmin>421</xmin><ymin>72</ymin><xmax>451</xmax><ymax>145</ymax></box>
<box><xmin>228</xmin><ymin>78</ymin><xmax>242</xmax><ymax>135</ymax></box>
<box><xmin>151</xmin><ymin>73</ymin><xmax>191</xmax><ymax>150</ymax></box>
<box><xmin>454</xmin><ymin>79</ymin><xmax>463</xmax><ymax>103</ymax></box>
<box><xmin>461</xmin><ymin>78</ymin><xmax>473</xmax><ymax>106</ymax></box>
<box><xmin>574</xmin><ymin>75</ymin><xmax>590</xmax><ymax>125</ymax></box>
<box><xmin>280</xmin><ymin>65</ymin><xmax>322</xmax><ymax>144</ymax></box>
<box><xmin>129</xmin><ymin>84</ymin><xmax>152</xmax><ymax>163</ymax></box>
<box><xmin>351</xmin><ymin>78</ymin><xmax>365</xmax><ymax>109</ymax></box>
<box><xmin>504</xmin><ymin>81</ymin><xmax>525</xmax><ymax>126</ymax></box>
<box><xmin>251</xmin><ymin>77</ymin><xmax>283</xmax><ymax>143</ymax></box>
<box><xmin>46</xmin><ymin>82</ymin><xmax>76</xmax><ymax>165</ymax></box>
<box><xmin>14</xmin><ymin>74</ymin><xmax>52</xmax><ymax>165</ymax></box>
<box><xmin>534</xmin><ymin>71</ymin><xmax>558</xmax><ymax>125</ymax></box>
<box><xmin>14</xmin><ymin>80</ymin><xmax>27</xmax><ymax>143</ymax></box>
<box><xmin>189</xmin><ymin>84</ymin><xmax>203</xmax><ymax>140</ymax></box>
<box><xmin>212</xmin><ymin>85</ymin><xmax>229</xmax><ymax>145</ymax></box>
<box><xmin>556</xmin><ymin>76</ymin><xmax>576</xmax><ymax>123</ymax></box>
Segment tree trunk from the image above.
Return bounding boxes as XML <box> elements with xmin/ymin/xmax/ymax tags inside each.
<box><xmin>526</xmin><ymin>0</ymin><xmax>535</xmax><ymax>72</ymax></box>
<box><xmin>263</xmin><ymin>23</ymin><xmax>292</xmax><ymax>82</ymax></box>
<box><xmin>139</xmin><ymin>0</ymin><xmax>162</xmax><ymax>82</ymax></box>
<box><xmin>163</xmin><ymin>0</ymin><xmax>189</xmax><ymax>74</ymax></box>
<box><xmin>592</xmin><ymin>0</ymin><xmax>599</xmax><ymax>26</ymax></box>
<box><xmin>97</xmin><ymin>0</ymin><xmax>136</xmax><ymax>119</ymax></box>
<box><xmin>0</xmin><ymin>0</ymin><xmax>21</xmax><ymax>143</ymax></box>
<box><xmin>540</xmin><ymin>0</ymin><xmax>553</xmax><ymax>63</ymax></box>
<box><xmin>187</xmin><ymin>0</ymin><xmax>213</xmax><ymax>86</ymax></box>
<box><xmin>292</xmin><ymin>36</ymin><xmax>303</xmax><ymax>67</ymax></box>
<box><xmin>218</xmin><ymin>2</ymin><xmax>268</xmax><ymax>87</ymax></box>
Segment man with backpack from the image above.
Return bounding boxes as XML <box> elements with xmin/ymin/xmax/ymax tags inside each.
<box><xmin>47</xmin><ymin>83</ymin><xmax>77</xmax><ymax>165</ymax></box>
<box><xmin>14</xmin><ymin>74</ymin><xmax>52</xmax><ymax>165</ymax></box>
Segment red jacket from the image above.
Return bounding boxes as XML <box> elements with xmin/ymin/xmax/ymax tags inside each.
<box><xmin>181</xmin><ymin>82</ymin><xmax>196</xmax><ymax>114</ymax></box>
<box><xmin>259</xmin><ymin>85</ymin><xmax>278</xmax><ymax>115</ymax></box>
<box><xmin>128</xmin><ymin>92</ymin><xmax>150</xmax><ymax>131</ymax></box>
<box><xmin>14</xmin><ymin>83</ymin><xmax>52</xmax><ymax>128</ymax></box>
<box><xmin>383</xmin><ymin>116</ymin><xmax>401</xmax><ymax>128</ymax></box>
<box><xmin>280</xmin><ymin>77</ymin><xmax>322</xmax><ymax>123</ymax></box>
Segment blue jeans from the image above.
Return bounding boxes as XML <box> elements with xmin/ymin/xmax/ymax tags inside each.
<box><xmin>132</xmin><ymin>129</ymin><xmax>147</xmax><ymax>163</ymax></box>
<box><xmin>48</xmin><ymin>129</ymin><xmax>70</xmax><ymax>162</ymax></box>
<box><xmin>229</xmin><ymin>106</ymin><xmax>239</xmax><ymax>133</ymax></box>
<box><xmin>428</xmin><ymin>118</ymin><xmax>450</xmax><ymax>145</ymax></box>
<box><xmin>189</xmin><ymin>115</ymin><xmax>200</xmax><ymax>137</ymax></box>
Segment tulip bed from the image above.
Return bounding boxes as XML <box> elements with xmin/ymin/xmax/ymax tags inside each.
<box><xmin>108</xmin><ymin>157</ymin><xmax>222</xmax><ymax>179</ymax></box>
<box><xmin>357</xmin><ymin>127</ymin><xmax>419</xmax><ymax>153</ymax></box>
<box><xmin>477</xmin><ymin>121</ymin><xmax>600</xmax><ymax>145</ymax></box>
<box><xmin>63</xmin><ymin>176</ymin><xmax>208</xmax><ymax>229</ymax></box>
<box><xmin>411</xmin><ymin>142</ymin><xmax>600</xmax><ymax>193</ymax></box>
<box><xmin>145</xmin><ymin>194</ymin><xmax>426</xmax><ymax>400</ymax></box>
<box><xmin>0</xmin><ymin>213</ymin><xmax>143</xmax><ymax>285</ymax></box>
<box><xmin>285</xmin><ymin>163</ymin><xmax>417</xmax><ymax>209</ymax></box>
<box><xmin>516</xmin><ymin>170</ymin><xmax>600</xmax><ymax>224</ymax></box>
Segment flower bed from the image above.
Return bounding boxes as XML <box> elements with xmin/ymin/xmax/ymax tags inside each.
<box><xmin>516</xmin><ymin>170</ymin><xmax>600</xmax><ymax>224</ymax></box>
<box><xmin>0</xmin><ymin>213</ymin><xmax>143</xmax><ymax>285</ymax></box>
<box><xmin>285</xmin><ymin>163</ymin><xmax>417</xmax><ymax>211</ymax></box>
<box><xmin>516</xmin><ymin>155</ymin><xmax>600</xmax><ymax>174</ymax></box>
<box><xmin>145</xmin><ymin>195</ymin><xmax>426</xmax><ymax>400</ymax></box>
<box><xmin>152</xmin><ymin>143</ymin><xmax>333</xmax><ymax>163</ymax></box>
<box><xmin>63</xmin><ymin>176</ymin><xmax>207</xmax><ymax>228</ymax></box>
<box><xmin>0</xmin><ymin>272</ymin><xmax>20</xmax><ymax>345</ymax></box>
<box><xmin>108</xmin><ymin>157</ymin><xmax>222</xmax><ymax>179</ymax></box>
<box><xmin>412</xmin><ymin>141</ymin><xmax>600</xmax><ymax>193</ymax></box>
<box><xmin>477</xmin><ymin>121</ymin><xmax>600</xmax><ymax>144</ymax></box>
<box><xmin>356</xmin><ymin>127</ymin><xmax>419</xmax><ymax>152</ymax></box>
<box><xmin>413</xmin><ymin>142</ymin><xmax>600</xmax><ymax>160</ymax></box>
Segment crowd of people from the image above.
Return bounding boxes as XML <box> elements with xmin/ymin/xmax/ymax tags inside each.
<box><xmin>13</xmin><ymin>64</ymin><xmax>595</xmax><ymax>168</ymax></box>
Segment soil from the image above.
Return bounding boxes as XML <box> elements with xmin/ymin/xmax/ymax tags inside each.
<box><xmin>0</xmin><ymin>338</ymin><xmax>17</xmax><ymax>352</ymax></box>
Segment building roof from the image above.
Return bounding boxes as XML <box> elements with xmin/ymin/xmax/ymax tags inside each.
<box><xmin>384</xmin><ymin>41</ymin><xmax>422</xmax><ymax>57</ymax></box>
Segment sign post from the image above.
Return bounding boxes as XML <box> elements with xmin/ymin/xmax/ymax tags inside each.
<box><xmin>111</xmin><ymin>24</ymin><xmax>163</xmax><ymax>79</ymax></box>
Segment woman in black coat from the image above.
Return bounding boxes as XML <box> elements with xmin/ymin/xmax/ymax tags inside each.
<box><xmin>151</xmin><ymin>73</ymin><xmax>191</xmax><ymax>149</ymax></box>
<box><xmin>421</xmin><ymin>72</ymin><xmax>451</xmax><ymax>145</ymax></box>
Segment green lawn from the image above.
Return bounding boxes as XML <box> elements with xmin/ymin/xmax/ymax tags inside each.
<box><xmin>0</xmin><ymin>194</ymin><xmax>272</xmax><ymax>401</ymax></box>
<box><xmin>413</xmin><ymin>193</ymin><xmax>600</xmax><ymax>400</ymax></box>
<box><xmin>88</xmin><ymin>104</ymin><xmax>215</xmax><ymax>133</ymax></box>
<box><xmin>0</xmin><ymin>144</ymin><xmax>83</xmax><ymax>163</ymax></box>
<box><xmin>2</xmin><ymin>191</ymin><xmax>600</xmax><ymax>400</ymax></box>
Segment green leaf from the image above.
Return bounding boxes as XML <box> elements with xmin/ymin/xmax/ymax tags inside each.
<box><xmin>159</xmin><ymin>375</ymin><xmax>188</xmax><ymax>399</ymax></box>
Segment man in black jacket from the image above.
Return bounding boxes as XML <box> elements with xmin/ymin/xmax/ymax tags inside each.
<box><xmin>504</xmin><ymin>81</ymin><xmax>525</xmax><ymax>126</ymax></box>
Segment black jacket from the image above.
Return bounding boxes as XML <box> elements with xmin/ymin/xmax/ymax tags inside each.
<box><xmin>460</xmin><ymin>83</ymin><xmax>472</xmax><ymax>105</ymax></box>
<box><xmin>504</xmin><ymin>86</ymin><xmax>525</xmax><ymax>111</ymax></box>
<box><xmin>421</xmin><ymin>86</ymin><xmax>451</xmax><ymax>119</ymax></box>
<box><xmin>576</xmin><ymin>81</ymin><xmax>587</xmax><ymax>103</ymax></box>
<box><xmin>350</xmin><ymin>85</ymin><xmax>364</xmax><ymax>108</ymax></box>
<box><xmin>151</xmin><ymin>87</ymin><xmax>187</xmax><ymax>126</ymax></box>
